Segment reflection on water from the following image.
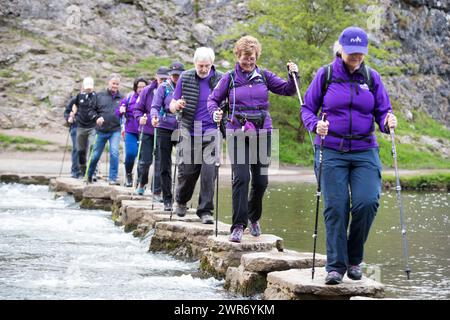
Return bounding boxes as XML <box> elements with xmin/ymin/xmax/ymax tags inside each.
<box><xmin>214</xmin><ymin>182</ymin><xmax>449</xmax><ymax>300</ymax></box>
<box><xmin>0</xmin><ymin>183</ymin><xmax>237</xmax><ymax>300</ymax></box>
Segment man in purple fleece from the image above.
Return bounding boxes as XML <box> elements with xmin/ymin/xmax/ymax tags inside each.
<box><xmin>133</xmin><ymin>67</ymin><xmax>169</xmax><ymax>196</ymax></box>
<box><xmin>116</xmin><ymin>77</ymin><xmax>148</xmax><ymax>187</ymax></box>
<box><xmin>150</xmin><ymin>62</ymin><xmax>184</xmax><ymax>211</ymax></box>
<box><xmin>208</xmin><ymin>36</ymin><xmax>299</xmax><ymax>242</ymax></box>
<box><xmin>301</xmin><ymin>27</ymin><xmax>397</xmax><ymax>285</ymax></box>
<box><xmin>169</xmin><ymin>47</ymin><xmax>223</xmax><ymax>224</ymax></box>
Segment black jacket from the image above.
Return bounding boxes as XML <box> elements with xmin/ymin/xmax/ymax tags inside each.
<box><xmin>70</xmin><ymin>92</ymin><xmax>98</xmax><ymax>128</ymax></box>
<box><xmin>64</xmin><ymin>96</ymin><xmax>77</xmax><ymax>128</ymax></box>
<box><xmin>89</xmin><ymin>89</ymin><xmax>123</xmax><ymax>133</ymax></box>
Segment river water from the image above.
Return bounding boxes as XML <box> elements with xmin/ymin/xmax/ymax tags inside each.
<box><xmin>1</xmin><ymin>182</ymin><xmax>448</xmax><ymax>300</ymax></box>
<box><xmin>0</xmin><ymin>183</ymin><xmax>236</xmax><ymax>300</ymax></box>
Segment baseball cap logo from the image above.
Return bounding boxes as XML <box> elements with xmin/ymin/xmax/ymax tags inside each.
<box><xmin>350</xmin><ymin>36</ymin><xmax>362</xmax><ymax>43</ymax></box>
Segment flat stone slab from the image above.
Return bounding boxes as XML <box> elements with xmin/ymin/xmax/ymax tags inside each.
<box><xmin>241</xmin><ymin>249</ymin><xmax>327</xmax><ymax>272</ymax></box>
<box><xmin>52</xmin><ymin>177</ymin><xmax>85</xmax><ymax>193</ymax></box>
<box><xmin>1</xmin><ymin>173</ymin><xmax>54</xmax><ymax>185</ymax></box>
<box><xmin>200</xmin><ymin>234</ymin><xmax>284</xmax><ymax>279</ymax></box>
<box><xmin>264</xmin><ymin>268</ymin><xmax>385</xmax><ymax>300</ymax></box>
<box><xmin>206</xmin><ymin>234</ymin><xmax>284</xmax><ymax>252</ymax></box>
<box><xmin>83</xmin><ymin>184</ymin><xmax>116</xmax><ymax>199</ymax></box>
<box><xmin>150</xmin><ymin>220</ymin><xmax>231</xmax><ymax>260</ymax></box>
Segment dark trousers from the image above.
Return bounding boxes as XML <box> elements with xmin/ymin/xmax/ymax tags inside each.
<box><xmin>69</xmin><ymin>125</ymin><xmax>80</xmax><ymax>177</ymax></box>
<box><xmin>158</xmin><ymin>128</ymin><xmax>177</xmax><ymax>202</ymax></box>
<box><xmin>315</xmin><ymin>147</ymin><xmax>382</xmax><ymax>275</ymax></box>
<box><xmin>138</xmin><ymin>133</ymin><xmax>161</xmax><ymax>193</ymax></box>
<box><xmin>228</xmin><ymin>132</ymin><xmax>271</xmax><ymax>231</ymax></box>
<box><xmin>176</xmin><ymin>134</ymin><xmax>217</xmax><ymax>218</ymax></box>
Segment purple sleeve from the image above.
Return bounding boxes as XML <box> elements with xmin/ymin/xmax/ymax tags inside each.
<box><xmin>133</xmin><ymin>88</ymin><xmax>147</xmax><ymax>121</ymax></box>
<box><xmin>115</xmin><ymin>97</ymin><xmax>127</xmax><ymax>118</ymax></box>
<box><xmin>207</xmin><ymin>73</ymin><xmax>230</xmax><ymax>116</ymax></box>
<box><xmin>151</xmin><ymin>85</ymin><xmax>165</xmax><ymax>119</ymax></box>
<box><xmin>264</xmin><ymin>70</ymin><xmax>297</xmax><ymax>96</ymax></box>
<box><xmin>371</xmin><ymin>70</ymin><xmax>392</xmax><ymax>133</ymax></box>
<box><xmin>302</xmin><ymin>67</ymin><xmax>326</xmax><ymax>133</ymax></box>
<box><xmin>172</xmin><ymin>75</ymin><xmax>183</xmax><ymax>100</ymax></box>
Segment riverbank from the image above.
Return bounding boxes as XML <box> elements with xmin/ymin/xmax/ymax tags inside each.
<box><xmin>1</xmin><ymin>150</ymin><xmax>449</xmax><ymax>190</ymax></box>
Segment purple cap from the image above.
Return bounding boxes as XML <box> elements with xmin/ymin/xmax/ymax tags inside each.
<box><xmin>339</xmin><ymin>27</ymin><xmax>368</xmax><ymax>55</ymax></box>
<box><xmin>169</xmin><ymin>61</ymin><xmax>185</xmax><ymax>75</ymax></box>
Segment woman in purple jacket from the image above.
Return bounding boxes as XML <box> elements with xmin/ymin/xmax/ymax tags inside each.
<box><xmin>208</xmin><ymin>35</ymin><xmax>299</xmax><ymax>243</ymax></box>
<box><xmin>116</xmin><ymin>77</ymin><xmax>148</xmax><ymax>187</ymax></box>
<box><xmin>301</xmin><ymin>27</ymin><xmax>397</xmax><ymax>285</ymax></box>
<box><xmin>150</xmin><ymin>62</ymin><xmax>183</xmax><ymax>211</ymax></box>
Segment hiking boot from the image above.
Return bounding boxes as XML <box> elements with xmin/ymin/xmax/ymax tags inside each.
<box><xmin>109</xmin><ymin>180</ymin><xmax>120</xmax><ymax>186</ymax></box>
<box><xmin>163</xmin><ymin>199</ymin><xmax>172</xmax><ymax>211</ymax></box>
<box><xmin>229</xmin><ymin>225</ymin><xmax>244</xmax><ymax>243</ymax></box>
<box><xmin>347</xmin><ymin>265</ymin><xmax>362</xmax><ymax>280</ymax></box>
<box><xmin>125</xmin><ymin>173</ymin><xmax>133</xmax><ymax>187</ymax></box>
<box><xmin>175</xmin><ymin>203</ymin><xmax>187</xmax><ymax>217</ymax></box>
<box><xmin>136</xmin><ymin>184</ymin><xmax>145</xmax><ymax>195</ymax></box>
<box><xmin>248</xmin><ymin>220</ymin><xmax>261</xmax><ymax>237</ymax></box>
<box><xmin>153</xmin><ymin>193</ymin><xmax>163</xmax><ymax>203</ymax></box>
<box><xmin>201</xmin><ymin>214</ymin><xmax>214</xmax><ymax>225</ymax></box>
<box><xmin>92</xmin><ymin>175</ymin><xmax>98</xmax><ymax>182</ymax></box>
<box><xmin>325</xmin><ymin>271</ymin><xmax>343</xmax><ymax>285</ymax></box>
<box><xmin>87</xmin><ymin>176</ymin><xmax>93</xmax><ymax>183</ymax></box>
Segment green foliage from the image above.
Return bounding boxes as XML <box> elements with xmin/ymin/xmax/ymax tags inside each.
<box><xmin>0</xmin><ymin>133</ymin><xmax>53</xmax><ymax>151</ymax></box>
<box><xmin>120</xmin><ymin>56</ymin><xmax>193</xmax><ymax>79</ymax></box>
<box><xmin>215</xmin><ymin>0</ymin><xmax>449</xmax><ymax>168</ymax></box>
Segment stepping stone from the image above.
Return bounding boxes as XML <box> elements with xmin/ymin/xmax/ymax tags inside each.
<box><xmin>264</xmin><ymin>268</ymin><xmax>385</xmax><ymax>300</ymax></box>
<box><xmin>150</xmin><ymin>220</ymin><xmax>230</xmax><ymax>260</ymax></box>
<box><xmin>200</xmin><ymin>234</ymin><xmax>284</xmax><ymax>279</ymax></box>
<box><xmin>241</xmin><ymin>249</ymin><xmax>327</xmax><ymax>272</ymax></box>
<box><xmin>225</xmin><ymin>249</ymin><xmax>327</xmax><ymax>296</ymax></box>
<box><xmin>52</xmin><ymin>177</ymin><xmax>85</xmax><ymax>193</ymax></box>
<box><xmin>83</xmin><ymin>184</ymin><xmax>116</xmax><ymax>199</ymax></box>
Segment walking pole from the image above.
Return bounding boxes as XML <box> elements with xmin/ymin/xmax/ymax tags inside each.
<box><xmin>312</xmin><ymin>113</ymin><xmax>327</xmax><ymax>280</ymax></box>
<box><xmin>151</xmin><ymin>125</ymin><xmax>158</xmax><ymax>210</ymax></box>
<box><xmin>390</xmin><ymin>125</ymin><xmax>411</xmax><ymax>280</ymax></box>
<box><xmin>84</xmin><ymin>133</ymin><xmax>98</xmax><ymax>185</ymax></box>
<box><xmin>290</xmin><ymin>64</ymin><xmax>314</xmax><ymax>154</ymax></box>
<box><xmin>121</xmin><ymin>115</ymin><xmax>127</xmax><ymax>187</ymax></box>
<box><xmin>133</xmin><ymin>115</ymin><xmax>146</xmax><ymax>190</ymax></box>
<box><xmin>59</xmin><ymin>128</ymin><xmax>71</xmax><ymax>177</ymax></box>
<box><xmin>214</xmin><ymin>122</ymin><xmax>221</xmax><ymax>237</ymax></box>
<box><xmin>170</xmin><ymin>111</ymin><xmax>182</xmax><ymax>221</ymax></box>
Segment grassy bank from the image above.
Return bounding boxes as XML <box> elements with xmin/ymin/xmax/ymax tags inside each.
<box><xmin>0</xmin><ymin>133</ymin><xmax>54</xmax><ymax>152</ymax></box>
<box><xmin>382</xmin><ymin>172</ymin><xmax>450</xmax><ymax>191</ymax></box>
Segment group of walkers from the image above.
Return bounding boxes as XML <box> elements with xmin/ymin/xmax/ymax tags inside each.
<box><xmin>64</xmin><ymin>26</ymin><xmax>398</xmax><ymax>285</ymax></box>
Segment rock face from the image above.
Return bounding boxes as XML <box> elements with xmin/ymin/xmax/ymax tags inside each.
<box><xmin>0</xmin><ymin>0</ymin><xmax>447</xmax><ymax>135</ymax></box>
<box><xmin>381</xmin><ymin>0</ymin><xmax>449</xmax><ymax>126</ymax></box>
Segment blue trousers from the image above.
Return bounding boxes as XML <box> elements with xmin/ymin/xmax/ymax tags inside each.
<box><xmin>315</xmin><ymin>147</ymin><xmax>382</xmax><ymax>275</ymax></box>
<box><xmin>70</xmin><ymin>125</ymin><xmax>80</xmax><ymax>177</ymax></box>
<box><xmin>87</xmin><ymin>130</ymin><xmax>121</xmax><ymax>181</ymax></box>
<box><xmin>124</xmin><ymin>132</ymin><xmax>139</xmax><ymax>174</ymax></box>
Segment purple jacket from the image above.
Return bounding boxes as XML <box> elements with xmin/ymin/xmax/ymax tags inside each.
<box><xmin>115</xmin><ymin>92</ymin><xmax>140</xmax><ymax>134</ymax></box>
<box><xmin>150</xmin><ymin>80</ymin><xmax>177</xmax><ymax>131</ymax></box>
<box><xmin>172</xmin><ymin>68</ymin><xmax>218</xmax><ymax>136</ymax></box>
<box><xmin>302</xmin><ymin>57</ymin><xmax>392</xmax><ymax>152</ymax></box>
<box><xmin>207</xmin><ymin>63</ymin><xmax>297</xmax><ymax>132</ymax></box>
<box><xmin>133</xmin><ymin>80</ymin><xmax>158</xmax><ymax>135</ymax></box>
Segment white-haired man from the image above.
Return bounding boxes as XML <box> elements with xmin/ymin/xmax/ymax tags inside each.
<box><xmin>169</xmin><ymin>47</ymin><xmax>223</xmax><ymax>224</ymax></box>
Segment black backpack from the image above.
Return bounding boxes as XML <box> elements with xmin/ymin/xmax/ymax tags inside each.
<box><xmin>321</xmin><ymin>63</ymin><xmax>374</xmax><ymax>101</ymax></box>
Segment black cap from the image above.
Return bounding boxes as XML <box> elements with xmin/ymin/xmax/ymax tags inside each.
<box><xmin>156</xmin><ymin>66</ymin><xmax>170</xmax><ymax>79</ymax></box>
<box><xmin>169</xmin><ymin>61</ymin><xmax>185</xmax><ymax>75</ymax></box>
